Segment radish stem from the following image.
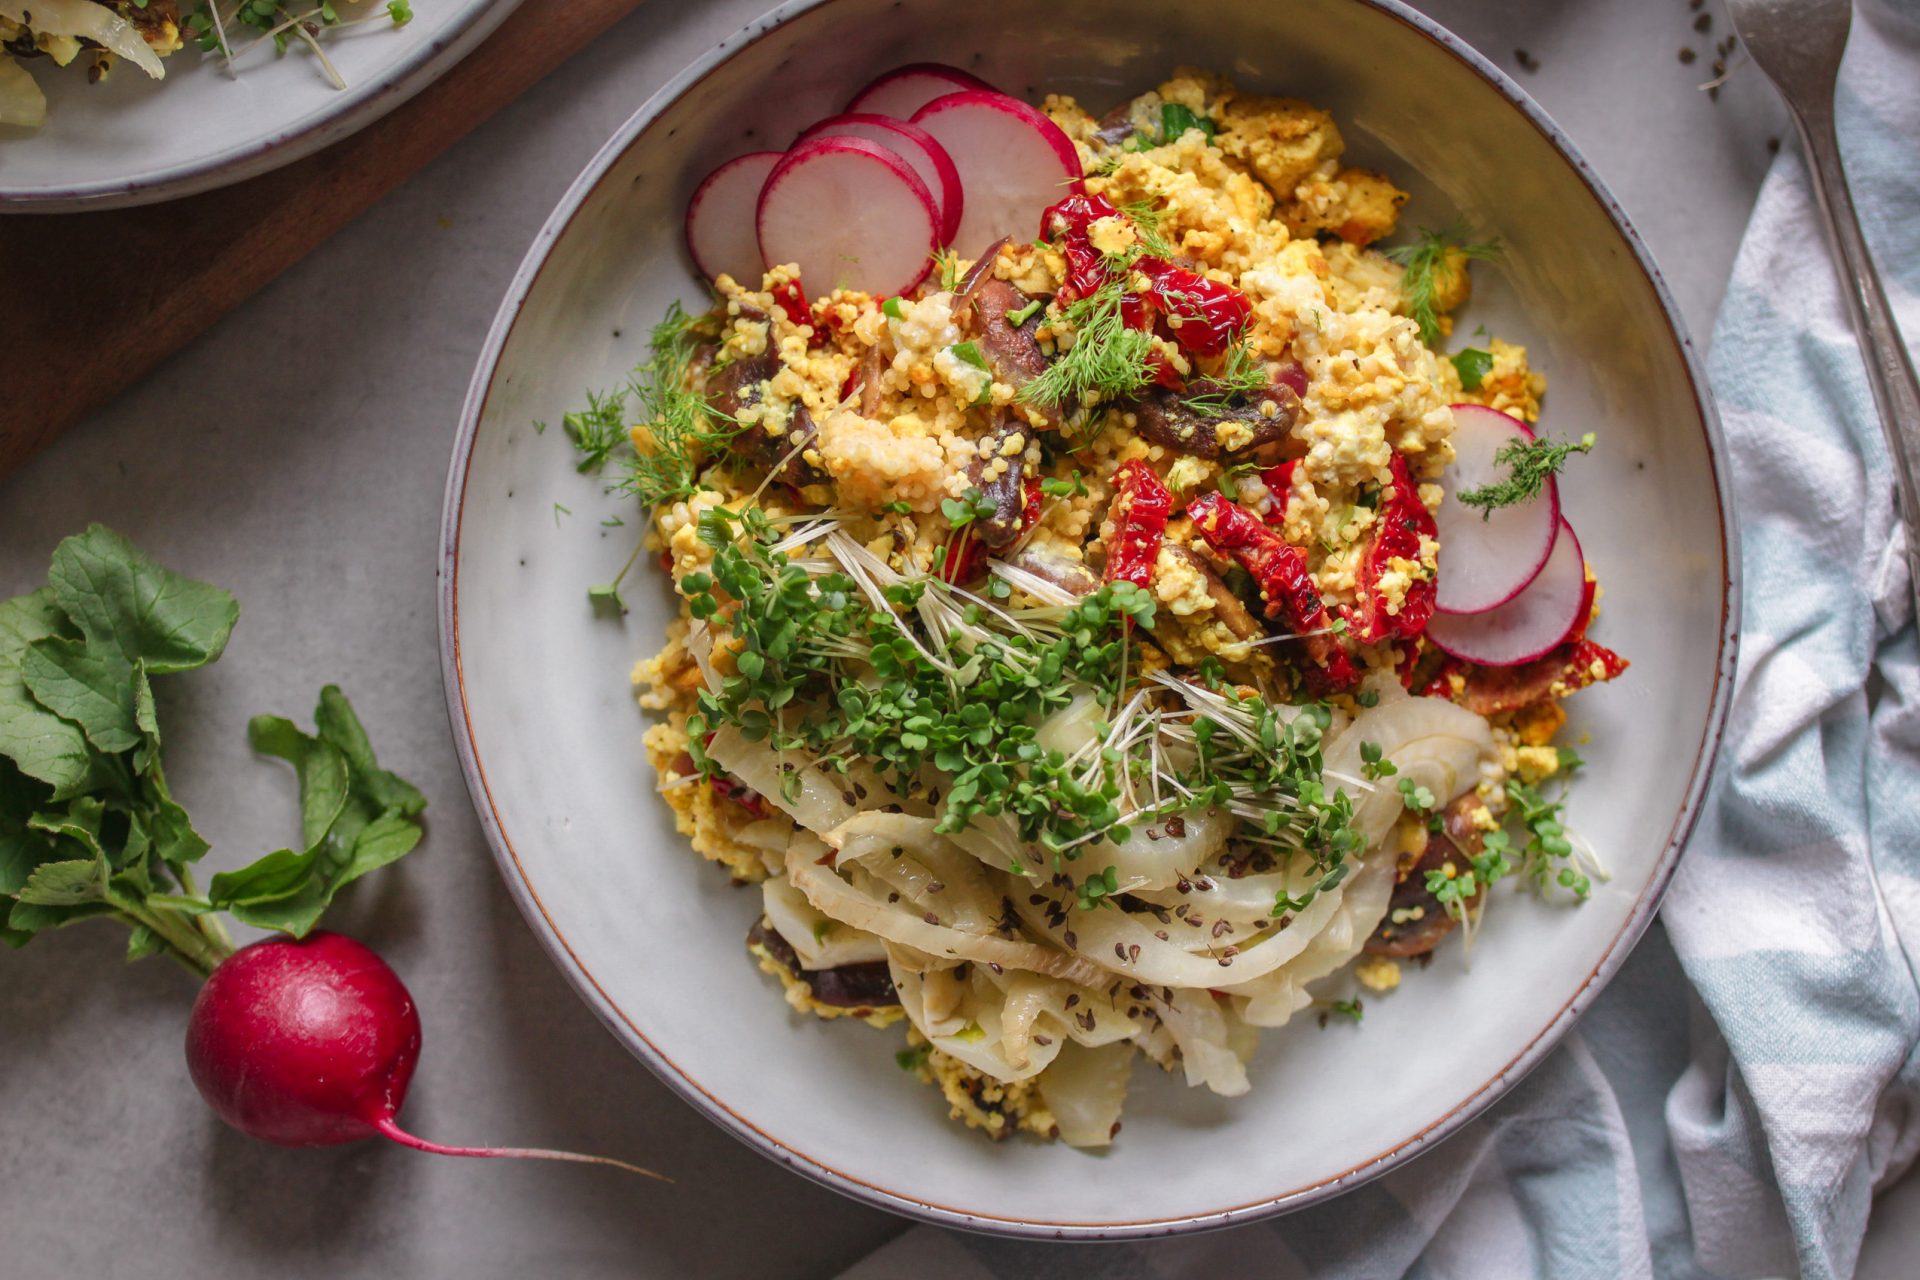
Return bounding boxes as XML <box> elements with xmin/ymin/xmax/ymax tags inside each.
<box><xmin>112</xmin><ymin>895</ymin><xmax>225</xmax><ymax>976</ymax></box>
<box><xmin>371</xmin><ymin>1116</ymin><xmax>673</xmax><ymax>1182</ymax></box>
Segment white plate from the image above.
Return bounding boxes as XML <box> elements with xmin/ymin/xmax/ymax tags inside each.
<box><xmin>441</xmin><ymin>0</ymin><xmax>1739</xmax><ymax>1237</ymax></box>
<box><xmin>0</xmin><ymin>0</ymin><xmax>519</xmax><ymax>209</ymax></box>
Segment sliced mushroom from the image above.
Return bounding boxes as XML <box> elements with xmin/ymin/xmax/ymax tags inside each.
<box><xmin>952</xmin><ymin>236</ymin><xmax>1012</xmax><ymax>323</ymax></box>
<box><xmin>1363</xmin><ymin>796</ymin><xmax>1488</xmax><ymax>958</ymax></box>
<box><xmin>1005</xmin><ymin>544</ymin><xmax>1100</xmax><ymax>599</ymax></box>
<box><xmin>965</xmin><ymin>414</ymin><xmax>1034</xmax><ymax>550</ymax></box>
<box><xmin>1130</xmin><ymin>370</ymin><xmax>1302</xmax><ymax>460</ymax></box>
<box><xmin>857</xmin><ymin>343</ymin><xmax>885</xmax><ymax>418</ymax></box>
<box><xmin>1093</xmin><ymin>103</ymin><xmax>1138</xmax><ymax>148</ymax></box>
<box><xmin>705</xmin><ymin>351</ymin><xmax>779</xmax><ymax>422</ymax></box>
<box><xmin>707</xmin><ymin>353</ymin><xmax>829</xmax><ymax>487</ymax></box>
<box><xmin>748</xmin><ymin>918</ymin><xmax>900</xmax><ymax>1009</ymax></box>
<box><xmin>966</xmin><ymin>278</ymin><xmax>1056</xmax><ymax>414</ymax></box>
<box><xmin>1161</xmin><ymin>544</ymin><xmax>1262</xmax><ymax>641</ymax></box>
<box><xmin>752</xmin><ymin>404</ymin><xmax>831</xmax><ymax>488</ymax></box>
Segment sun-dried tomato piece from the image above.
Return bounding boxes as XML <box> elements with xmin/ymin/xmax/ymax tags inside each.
<box><xmin>1449</xmin><ymin>638</ymin><xmax>1630</xmax><ymax>715</ymax></box>
<box><xmin>1261</xmin><ymin>460</ymin><xmax>1298</xmax><ymax>524</ymax></box>
<box><xmin>1103</xmin><ymin>460</ymin><xmax>1173</xmax><ymax>588</ymax></box>
<box><xmin>1134</xmin><ymin>257</ymin><xmax>1253</xmax><ymax>359</ymax></box>
<box><xmin>1185</xmin><ymin>492</ymin><xmax>1355</xmax><ymax>689</ymax></box>
<box><xmin>1346</xmin><ymin>454</ymin><xmax>1437</xmax><ymax>645</ymax></box>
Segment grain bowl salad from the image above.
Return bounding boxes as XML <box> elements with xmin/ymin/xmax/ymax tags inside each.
<box><xmin>558</xmin><ymin>66</ymin><xmax>1628</xmax><ymax>1146</ymax></box>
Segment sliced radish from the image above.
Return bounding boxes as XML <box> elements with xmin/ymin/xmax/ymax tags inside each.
<box><xmin>1434</xmin><ymin>404</ymin><xmax>1561</xmax><ymax>615</ymax></box>
<box><xmin>795</xmin><ymin>114</ymin><xmax>964</xmax><ymax>246</ymax></box>
<box><xmin>1427</xmin><ymin>520</ymin><xmax>1587</xmax><ymax>666</ymax></box>
<box><xmin>911</xmin><ymin>91</ymin><xmax>1082</xmax><ymax>255</ymax></box>
<box><xmin>685</xmin><ymin>151</ymin><xmax>781</xmax><ymax>284</ymax></box>
<box><xmin>847</xmin><ymin>62</ymin><xmax>997</xmax><ymax>120</ymax></box>
<box><xmin>756</xmin><ymin>136</ymin><xmax>940</xmax><ymax>297</ymax></box>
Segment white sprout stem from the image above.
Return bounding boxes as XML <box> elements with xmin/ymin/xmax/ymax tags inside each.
<box><xmin>769</xmin><ymin>516</ymin><xmax>840</xmax><ymax>557</ymax></box>
<box><xmin>282</xmin><ymin>9</ymin><xmax>347</xmax><ymax>90</ymax></box>
<box><xmin>823</xmin><ymin>531</ymin><xmax>957</xmax><ymax>677</ymax></box>
<box><xmin>985</xmin><ymin>559</ymin><xmax>1081</xmax><ymax>610</ymax></box>
<box><xmin>203</xmin><ymin>0</ymin><xmax>237</xmax><ymax>66</ymax></box>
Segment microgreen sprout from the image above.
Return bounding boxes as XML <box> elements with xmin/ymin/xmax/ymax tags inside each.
<box><xmin>1396</xmin><ymin>777</ymin><xmax>1436</xmax><ymax>812</ymax></box>
<box><xmin>1359</xmin><ymin>740</ymin><xmax>1397</xmax><ymax>781</ymax></box>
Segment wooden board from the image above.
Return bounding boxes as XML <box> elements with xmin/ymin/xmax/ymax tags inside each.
<box><xmin>0</xmin><ymin>0</ymin><xmax>647</xmax><ymax>479</ymax></box>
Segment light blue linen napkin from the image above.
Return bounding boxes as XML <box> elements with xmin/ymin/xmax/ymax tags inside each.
<box><xmin>838</xmin><ymin>3</ymin><xmax>1920</xmax><ymax>1275</ymax></box>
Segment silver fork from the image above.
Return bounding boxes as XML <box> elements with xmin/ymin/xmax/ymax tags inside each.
<box><xmin>1725</xmin><ymin>0</ymin><xmax>1920</xmax><ymax>624</ymax></box>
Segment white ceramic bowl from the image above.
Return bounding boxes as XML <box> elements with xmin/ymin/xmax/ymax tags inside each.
<box><xmin>442</xmin><ymin>0</ymin><xmax>1738</xmax><ymax>1237</ymax></box>
<box><xmin>0</xmin><ymin>0</ymin><xmax>518</xmax><ymax>209</ymax></box>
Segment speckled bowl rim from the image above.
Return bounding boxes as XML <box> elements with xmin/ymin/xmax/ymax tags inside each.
<box><xmin>439</xmin><ymin>0</ymin><xmax>1741</xmax><ymax>1240</ymax></box>
<box><xmin>0</xmin><ymin>0</ymin><xmax>521</xmax><ymax>212</ymax></box>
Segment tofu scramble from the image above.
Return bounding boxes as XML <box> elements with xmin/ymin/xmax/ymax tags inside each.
<box><xmin>592</xmin><ymin>71</ymin><xmax>1626</xmax><ymax>1145</ymax></box>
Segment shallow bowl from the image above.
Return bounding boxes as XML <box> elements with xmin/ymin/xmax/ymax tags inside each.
<box><xmin>442</xmin><ymin>0</ymin><xmax>1738</xmax><ymax>1237</ymax></box>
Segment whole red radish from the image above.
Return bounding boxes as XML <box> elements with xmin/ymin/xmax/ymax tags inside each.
<box><xmin>187</xmin><ymin>931</ymin><xmax>419</xmax><ymax>1147</ymax></box>
<box><xmin>186</xmin><ymin>932</ymin><xmax>663</xmax><ymax>1177</ymax></box>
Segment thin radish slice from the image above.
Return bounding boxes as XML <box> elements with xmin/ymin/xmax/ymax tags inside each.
<box><xmin>1427</xmin><ymin>520</ymin><xmax>1587</xmax><ymax>666</ymax></box>
<box><xmin>911</xmin><ymin>91</ymin><xmax>1082</xmax><ymax>256</ymax></box>
<box><xmin>847</xmin><ymin>62</ymin><xmax>996</xmax><ymax>120</ymax></box>
<box><xmin>685</xmin><ymin>151</ymin><xmax>781</xmax><ymax>284</ymax></box>
<box><xmin>1434</xmin><ymin>403</ymin><xmax>1561</xmax><ymax>614</ymax></box>
<box><xmin>756</xmin><ymin>136</ymin><xmax>940</xmax><ymax>297</ymax></box>
<box><xmin>795</xmin><ymin>114</ymin><xmax>964</xmax><ymax>246</ymax></box>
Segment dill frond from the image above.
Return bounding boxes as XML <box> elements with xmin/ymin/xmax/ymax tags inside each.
<box><xmin>1385</xmin><ymin>223</ymin><xmax>1500</xmax><ymax>346</ymax></box>
<box><xmin>1181</xmin><ymin>342</ymin><xmax>1270</xmax><ymax>418</ymax></box>
<box><xmin>1017</xmin><ymin>280</ymin><xmax>1157</xmax><ymax>421</ymax></box>
<box><xmin>1115</xmin><ymin>197</ymin><xmax>1174</xmax><ymax>259</ymax></box>
<box><xmin>608</xmin><ymin>301</ymin><xmax>742</xmax><ymax>509</ymax></box>
<box><xmin>1457</xmin><ymin>432</ymin><xmax>1595</xmax><ymax>517</ymax></box>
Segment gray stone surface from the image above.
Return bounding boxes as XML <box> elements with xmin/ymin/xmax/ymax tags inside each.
<box><xmin>4</xmin><ymin>1</ymin><xmax>1905</xmax><ymax>1276</ymax></box>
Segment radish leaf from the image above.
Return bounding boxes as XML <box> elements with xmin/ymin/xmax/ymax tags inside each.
<box><xmin>45</xmin><ymin>525</ymin><xmax>238</xmax><ymax>676</ymax></box>
<box><xmin>218</xmin><ymin>689</ymin><xmax>427</xmax><ymax>937</ymax></box>
<box><xmin>16</xmin><ymin>857</ymin><xmax>105</xmax><ymax>907</ymax></box>
<box><xmin>20</xmin><ymin>640</ymin><xmax>145</xmax><ymax>753</ymax></box>
<box><xmin>249</xmin><ymin>717</ymin><xmax>353</xmax><ymax>850</ymax></box>
<box><xmin>0</xmin><ymin>590</ymin><xmax>106</xmax><ymax>799</ymax></box>
<box><xmin>0</xmin><ymin>528</ymin><xmax>426</xmax><ymax>972</ymax></box>
<box><xmin>314</xmin><ymin>685</ymin><xmax>426</xmax><ymax>818</ymax></box>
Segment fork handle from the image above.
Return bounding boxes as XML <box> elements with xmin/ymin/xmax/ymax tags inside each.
<box><xmin>1792</xmin><ymin>103</ymin><xmax>1920</xmax><ymax>628</ymax></box>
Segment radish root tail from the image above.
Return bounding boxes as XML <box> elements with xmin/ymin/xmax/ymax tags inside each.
<box><xmin>372</xmin><ymin>1116</ymin><xmax>672</xmax><ymax>1182</ymax></box>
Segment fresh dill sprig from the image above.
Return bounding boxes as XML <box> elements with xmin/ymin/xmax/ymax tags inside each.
<box><xmin>1385</xmin><ymin>223</ymin><xmax>1500</xmax><ymax>346</ymax></box>
<box><xmin>1115</xmin><ymin>197</ymin><xmax>1174</xmax><ymax>259</ymax></box>
<box><xmin>932</xmin><ymin>248</ymin><xmax>963</xmax><ymax>292</ymax></box>
<box><xmin>610</xmin><ymin>302</ymin><xmax>741</xmax><ymax>509</ymax></box>
<box><xmin>1181</xmin><ymin>341</ymin><xmax>1269</xmax><ymax>417</ymax></box>
<box><xmin>559</xmin><ymin>389</ymin><xmax>628</xmax><ymax>474</ymax></box>
<box><xmin>1018</xmin><ymin>278</ymin><xmax>1157</xmax><ymax>419</ymax></box>
<box><xmin>1457</xmin><ymin>432</ymin><xmax>1596</xmax><ymax>518</ymax></box>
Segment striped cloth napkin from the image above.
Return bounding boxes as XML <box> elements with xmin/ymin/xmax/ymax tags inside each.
<box><xmin>839</xmin><ymin>3</ymin><xmax>1920</xmax><ymax>1275</ymax></box>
